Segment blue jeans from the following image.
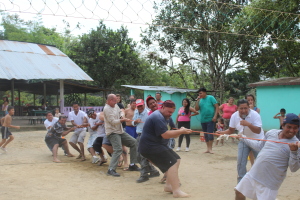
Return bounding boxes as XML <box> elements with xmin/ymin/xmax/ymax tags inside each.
<box><xmin>201</xmin><ymin>121</ymin><xmax>215</xmax><ymax>142</ymax></box>
<box><xmin>237</xmin><ymin>140</ymin><xmax>259</xmax><ymax>182</ymax></box>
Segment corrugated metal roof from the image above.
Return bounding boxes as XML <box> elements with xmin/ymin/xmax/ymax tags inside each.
<box><xmin>122</xmin><ymin>85</ymin><xmax>197</xmax><ymax>94</ymax></box>
<box><xmin>248</xmin><ymin>77</ymin><xmax>300</xmax><ymax>87</ymax></box>
<box><xmin>0</xmin><ymin>40</ymin><xmax>93</xmax><ymax>81</ymax></box>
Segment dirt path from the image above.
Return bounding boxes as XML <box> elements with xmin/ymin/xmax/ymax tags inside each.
<box><xmin>0</xmin><ymin>131</ymin><xmax>299</xmax><ymax>200</ymax></box>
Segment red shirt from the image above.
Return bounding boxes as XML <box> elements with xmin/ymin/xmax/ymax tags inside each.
<box><xmin>222</xmin><ymin>103</ymin><xmax>237</xmax><ymax>119</ymax></box>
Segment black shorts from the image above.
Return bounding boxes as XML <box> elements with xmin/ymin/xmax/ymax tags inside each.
<box><xmin>45</xmin><ymin>137</ymin><xmax>66</xmax><ymax>151</ymax></box>
<box><xmin>1</xmin><ymin>126</ymin><xmax>12</xmax><ymax>139</ymax></box>
<box><xmin>141</xmin><ymin>149</ymin><xmax>180</xmax><ymax>173</ymax></box>
<box><xmin>93</xmin><ymin>137</ymin><xmax>104</xmax><ymax>154</ymax></box>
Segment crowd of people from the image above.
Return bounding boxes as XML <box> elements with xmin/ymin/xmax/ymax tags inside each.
<box><xmin>1</xmin><ymin>88</ymin><xmax>300</xmax><ymax>199</ymax></box>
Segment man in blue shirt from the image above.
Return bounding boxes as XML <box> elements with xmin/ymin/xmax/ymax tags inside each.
<box><xmin>139</xmin><ymin>100</ymin><xmax>192</xmax><ymax>198</ymax></box>
<box><xmin>133</xmin><ymin>99</ymin><xmax>160</xmax><ymax>183</ymax></box>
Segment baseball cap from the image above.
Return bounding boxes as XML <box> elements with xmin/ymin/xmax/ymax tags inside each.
<box><xmin>86</xmin><ymin>109</ymin><xmax>95</xmax><ymax>116</ymax></box>
<box><xmin>283</xmin><ymin>113</ymin><xmax>300</xmax><ymax>125</ymax></box>
<box><xmin>136</xmin><ymin>99</ymin><xmax>144</xmax><ymax>107</ymax></box>
<box><xmin>146</xmin><ymin>96</ymin><xmax>156</xmax><ymax>106</ymax></box>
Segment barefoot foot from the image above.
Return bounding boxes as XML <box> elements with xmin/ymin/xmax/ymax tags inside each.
<box><xmin>76</xmin><ymin>154</ymin><xmax>82</xmax><ymax>159</ymax></box>
<box><xmin>173</xmin><ymin>190</ymin><xmax>190</xmax><ymax>198</ymax></box>
<box><xmin>53</xmin><ymin>159</ymin><xmax>62</xmax><ymax>163</ymax></box>
<box><xmin>204</xmin><ymin>151</ymin><xmax>210</xmax><ymax>153</ymax></box>
<box><xmin>164</xmin><ymin>185</ymin><xmax>173</xmax><ymax>193</ymax></box>
<box><xmin>67</xmin><ymin>154</ymin><xmax>75</xmax><ymax>157</ymax></box>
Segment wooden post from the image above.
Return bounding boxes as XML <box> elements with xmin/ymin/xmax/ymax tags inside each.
<box><xmin>18</xmin><ymin>89</ymin><xmax>21</xmax><ymax>116</ymax></box>
<box><xmin>60</xmin><ymin>80</ymin><xmax>64</xmax><ymax>114</ymax></box>
<box><xmin>43</xmin><ymin>82</ymin><xmax>46</xmax><ymax>106</ymax></box>
<box><xmin>84</xmin><ymin>93</ymin><xmax>87</xmax><ymax>106</ymax></box>
<box><xmin>33</xmin><ymin>93</ymin><xmax>36</xmax><ymax>106</ymax></box>
<box><xmin>11</xmin><ymin>79</ymin><xmax>14</xmax><ymax>106</ymax></box>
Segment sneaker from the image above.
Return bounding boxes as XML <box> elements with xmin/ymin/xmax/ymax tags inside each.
<box><xmin>136</xmin><ymin>176</ymin><xmax>149</xmax><ymax>183</ymax></box>
<box><xmin>149</xmin><ymin>171</ymin><xmax>160</xmax><ymax>178</ymax></box>
<box><xmin>185</xmin><ymin>147</ymin><xmax>189</xmax><ymax>152</ymax></box>
<box><xmin>128</xmin><ymin>164</ymin><xmax>141</xmax><ymax>171</ymax></box>
<box><xmin>107</xmin><ymin>169</ymin><xmax>120</xmax><ymax>177</ymax></box>
<box><xmin>92</xmin><ymin>156</ymin><xmax>100</xmax><ymax>164</ymax></box>
<box><xmin>176</xmin><ymin>147</ymin><xmax>181</xmax><ymax>152</ymax></box>
<box><xmin>0</xmin><ymin>147</ymin><xmax>7</xmax><ymax>152</ymax></box>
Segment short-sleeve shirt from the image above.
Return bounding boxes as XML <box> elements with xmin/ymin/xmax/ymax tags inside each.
<box><xmin>68</xmin><ymin>110</ymin><xmax>87</xmax><ymax>132</ymax></box>
<box><xmin>139</xmin><ymin>110</ymin><xmax>176</xmax><ymax>154</ymax></box>
<box><xmin>199</xmin><ymin>95</ymin><xmax>218</xmax><ymax>123</ymax></box>
<box><xmin>229</xmin><ymin>109</ymin><xmax>264</xmax><ymax>139</ymax></box>
<box><xmin>47</xmin><ymin>121</ymin><xmax>67</xmax><ymax>138</ymax></box>
<box><xmin>221</xmin><ymin>103</ymin><xmax>237</xmax><ymax>119</ymax></box>
<box><xmin>44</xmin><ymin>117</ymin><xmax>59</xmax><ymax>130</ymax></box>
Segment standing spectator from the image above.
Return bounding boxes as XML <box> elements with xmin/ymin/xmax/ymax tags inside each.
<box><xmin>104</xmin><ymin>94</ymin><xmax>140</xmax><ymax>177</ymax></box>
<box><xmin>68</xmin><ymin>102</ymin><xmax>88</xmax><ymax>161</ymax></box>
<box><xmin>219</xmin><ymin>97</ymin><xmax>237</xmax><ymax>130</ymax></box>
<box><xmin>54</xmin><ymin>108</ymin><xmax>61</xmax><ymax>118</ymax></box>
<box><xmin>155</xmin><ymin>92</ymin><xmax>164</xmax><ymax>109</ymax></box>
<box><xmin>125</xmin><ymin>99</ymin><xmax>138</xmax><ymax>138</ymax></box>
<box><xmin>246</xmin><ymin>94</ymin><xmax>260</xmax><ymax>113</ymax></box>
<box><xmin>273</xmin><ymin>108</ymin><xmax>286</xmax><ymax>129</ymax></box>
<box><xmin>195</xmin><ymin>88</ymin><xmax>219</xmax><ymax>154</ymax></box>
<box><xmin>246</xmin><ymin>94</ymin><xmax>260</xmax><ymax>166</ymax></box>
<box><xmin>216</xmin><ymin>99</ymin><xmax>264</xmax><ymax>183</ymax></box>
<box><xmin>2</xmin><ymin>100</ymin><xmax>9</xmax><ymax>115</ymax></box>
<box><xmin>176</xmin><ymin>98</ymin><xmax>199</xmax><ymax>152</ymax></box>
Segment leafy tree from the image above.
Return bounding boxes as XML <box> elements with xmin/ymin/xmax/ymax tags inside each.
<box><xmin>141</xmin><ymin>0</ymin><xmax>248</xmax><ymax>102</ymax></box>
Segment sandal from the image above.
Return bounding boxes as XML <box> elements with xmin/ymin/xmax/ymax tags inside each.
<box><xmin>118</xmin><ymin>159</ymin><xmax>124</xmax><ymax>167</ymax></box>
<box><xmin>98</xmin><ymin>160</ymin><xmax>107</xmax><ymax>166</ymax></box>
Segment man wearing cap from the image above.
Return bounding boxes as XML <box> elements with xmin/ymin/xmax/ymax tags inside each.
<box><xmin>217</xmin><ymin>99</ymin><xmax>264</xmax><ymax>183</ymax></box>
<box><xmin>139</xmin><ymin>100</ymin><xmax>192</xmax><ymax>198</ymax></box>
<box><xmin>125</xmin><ymin>99</ymin><xmax>138</xmax><ymax>138</ymax></box>
<box><xmin>104</xmin><ymin>94</ymin><xmax>140</xmax><ymax>177</ymax></box>
<box><xmin>132</xmin><ymin>99</ymin><xmax>160</xmax><ymax>183</ymax></box>
<box><xmin>155</xmin><ymin>92</ymin><xmax>164</xmax><ymax>109</ymax></box>
<box><xmin>195</xmin><ymin>87</ymin><xmax>219</xmax><ymax>154</ymax></box>
<box><xmin>235</xmin><ymin>113</ymin><xmax>300</xmax><ymax>200</ymax></box>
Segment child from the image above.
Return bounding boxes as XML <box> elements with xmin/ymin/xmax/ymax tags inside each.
<box><xmin>273</xmin><ymin>108</ymin><xmax>286</xmax><ymax>129</ymax></box>
<box><xmin>215</xmin><ymin>118</ymin><xmax>224</xmax><ymax>146</ymax></box>
<box><xmin>54</xmin><ymin>108</ymin><xmax>61</xmax><ymax>118</ymax></box>
<box><xmin>0</xmin><ymin>106</ymin><xmax>20</xmax><ymax>152</ymax></box>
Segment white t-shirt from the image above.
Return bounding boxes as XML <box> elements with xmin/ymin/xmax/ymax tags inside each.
<box><xmin>229</xmin><ymin>109</ymin><xmax>264</xmax><ymax>139</ymax></box>
<box><xmin>68</xmin><ymin>110</ymin><xmax>87</xmax><ymax>132</ymax></box>
<box><xmin>88</xmin><ymin>113</ymin><xmax>106</xmax><ymax>137</ymax></box>
<box><xmin>44</xmin><ymin>117</ymin><xmax>59</xmax><ymax>130</ymax></box>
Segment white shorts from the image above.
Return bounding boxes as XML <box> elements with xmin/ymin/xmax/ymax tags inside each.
<box><xmin>87</xmin><ymin>133</ymin><xmax>98</xmax><ymax>149</ymax></box>
<box><xmin>69</xmin><ymin>128</ymin><xmax>86</xmax><ymax>144</ymax></box>
<box><xmin>235</xmin><ymin>173</ymin><xmax>278</xmax><ymax>200</ymax></box>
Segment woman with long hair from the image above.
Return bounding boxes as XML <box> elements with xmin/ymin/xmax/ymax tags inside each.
<box><xmin>176</xmin><ymin>98</ymin><xmax>199</xmax><ymax>152</ymax></box>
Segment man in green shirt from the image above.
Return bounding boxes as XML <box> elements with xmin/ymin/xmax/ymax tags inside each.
<box><xmin>195</xmin><ymin>88</ymin><xmax>219</xmax><ymax>154</ymax></box>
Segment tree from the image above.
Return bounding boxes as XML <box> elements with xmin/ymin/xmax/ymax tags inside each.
<box><xmin>141</xmin><ymin>0</ymin><xmax>249</xmax><ymax>102</ymax></box>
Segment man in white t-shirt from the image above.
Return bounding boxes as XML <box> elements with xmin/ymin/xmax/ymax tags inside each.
<box><xmin>216</xmin><ymin>99</ymin><xmax>264</xmax><ymax>183</ymax></box>
<box><xmin>68</xmin><ymin>102</ymin><xmax>88</xmax><ymax>161</ymax></box>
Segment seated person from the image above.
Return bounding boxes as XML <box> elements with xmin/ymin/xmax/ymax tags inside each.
<box><xmin>45</xmin><ymin>116</ymin><xmax>76</xmax><ymax>163</ymax></box>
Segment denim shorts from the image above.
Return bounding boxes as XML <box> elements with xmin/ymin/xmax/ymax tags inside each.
<box><xmin>201</xmin><ymin>121</ymin><xmax>215</xmax><ymax>142</ymax></box>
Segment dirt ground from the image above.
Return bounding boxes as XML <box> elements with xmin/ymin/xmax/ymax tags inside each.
<box><xmin>0</xmin><ymin>131</ymin><xmax>299</xmax><ymax>200</ymax></box>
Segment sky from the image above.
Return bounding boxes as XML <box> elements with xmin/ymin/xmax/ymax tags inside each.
<box><xmin>0</xmin><ymin>0</ymin><xmax>158</xmax><ymax>42</ymax></box>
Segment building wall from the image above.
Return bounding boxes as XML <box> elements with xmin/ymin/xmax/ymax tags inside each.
<box><xmin>143</xmin><ymin>91</ymin><xmax>202</xmax><ymax>130</ymax></box>
<box><xmin>257</xmin><ymin>85</ymin><xmax>300</xmax><ymax>131</ymax></box>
